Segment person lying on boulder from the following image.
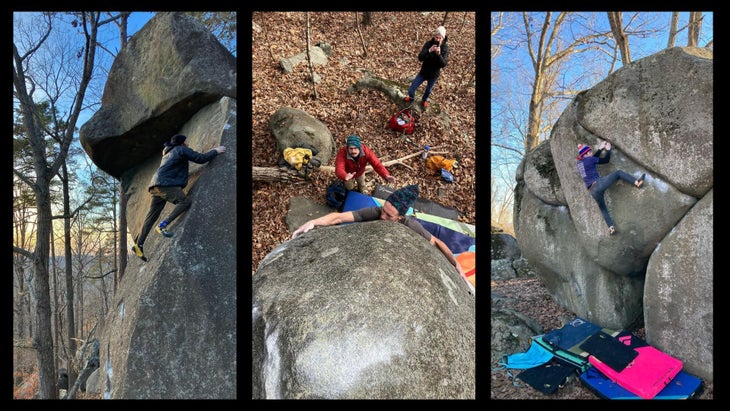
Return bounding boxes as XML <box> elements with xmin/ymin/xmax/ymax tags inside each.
<box><xmin>291</xmin><ymin>184</ymin><xmax>467</xmax><ymax>284</ymax></box>
<box><xmin>575</xmin><ymin>141</ymin><xmax>646</xmax><ymax>236</ymax></box>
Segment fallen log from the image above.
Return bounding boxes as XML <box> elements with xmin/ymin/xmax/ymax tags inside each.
<box><xmin>253</xmin><ymin>150</ymin><xmax>449</xmax><ymax>182</ymax></box>
<box><xmin>252</xmin><ymin>166</ymin><xmax>306</xmax><ymax>182</ymax></box>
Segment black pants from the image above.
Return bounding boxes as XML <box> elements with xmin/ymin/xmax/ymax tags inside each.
<box><xmin>136</xmin><ymin>186</ymin><xmax>191</xmax><ymax>246</ymax></box>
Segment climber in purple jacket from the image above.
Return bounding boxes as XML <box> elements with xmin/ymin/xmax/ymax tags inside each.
<box><xmin>575</xmin><ymin>141</ymin><xmax>645</xmax><ymax>235</ymax></box>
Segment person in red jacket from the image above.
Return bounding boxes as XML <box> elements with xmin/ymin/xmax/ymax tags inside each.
<box><xmin>334</xmin><ymin>135</ymin><xmax>395</xmax><ymax>192</ymax></box>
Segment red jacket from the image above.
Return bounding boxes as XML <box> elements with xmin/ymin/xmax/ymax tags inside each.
<box><xmin>334</xmin><ymin>144</ymin><xmax>390</xmax><ymax>181</ymax></box>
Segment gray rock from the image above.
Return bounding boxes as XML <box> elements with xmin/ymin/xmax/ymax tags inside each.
<box><xmin>79</xmin><ymin>12</ymin><xmax>236</xmax><ymax>179</ymax></box>
<box><xmin>253</xmin><ymin>221</ymin><xmax>474</xmax><ymax>399</ymax></box>
<box><xmin>512</xmin><ymin>46</ymin><xmax>713</xmax><ymax>382</ymax></box>
<box><xmin>269</xmin><ymin>106</ymin><xmax>336</xmax><ymax>165</ymax></box>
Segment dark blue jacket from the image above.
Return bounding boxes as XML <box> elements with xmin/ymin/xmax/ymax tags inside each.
<box><xmin>148</xmin><ymin>144</ymin><xmax>218</xmax><ymax>190</ymax></box>
<box><xmin>417</xmin><ymin>35</ymin><xmax>449</xmax><ymax>80</ymax></box>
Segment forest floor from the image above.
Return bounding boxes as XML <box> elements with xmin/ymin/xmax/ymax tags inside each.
<box><xmin>490</xmin><ymin>276</ymin><xmax>714</xmax><ymax>400</ymax></box>
<box><xmin>251</xmin><ymin>11</ymin><xmax>477</xmax><ymax>273</ymax></box>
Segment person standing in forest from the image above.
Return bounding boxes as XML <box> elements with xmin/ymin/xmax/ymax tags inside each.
<box><xmin>576</xmin><ymin>141</ymin><xmax>645</xmax><ymax>236</ymax></box>
<box><xmin>404</xmin><ymin>25</ymin><xmax>449</xmax><ymax>110</ymax></box>
<box><xmin>334</xmin><ymin>134</ymin><xmax>395</xmax><ymax>192</ymax></box>
<box><xmin>131</xmin><ymin>134</ymin><xmax>226</xmax><ymax>261</ymax></box>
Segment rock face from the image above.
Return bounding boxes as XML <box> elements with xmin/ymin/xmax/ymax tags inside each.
<box><xmin>80</xmin><ymin>12</ymin><xmax>237</xmax><ymax>399</ymax></box>
<box><xmin>252</xmin><ymin>221</ymin><xmax>475</xmax><ymax>399</ymax></box>
<box><xmin>513</xmin><ymin>47</ymin><xmax>712</xmax><ymax>381</ymax></box>
<box><xmin>79</xmin><ymin>12</ymin><xmax>236</xmax><ymax>179</ymax></box>
<box><xmin>269</xmin><ymin>106</ymin><xmax>336</xmax><ymax>165</ymax></box>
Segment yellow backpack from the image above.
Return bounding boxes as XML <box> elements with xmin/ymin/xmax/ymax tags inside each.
<box><xmin>282</xmin><ymin>147</ymin><xmax>313</xmax><ymax>171</ymax></box>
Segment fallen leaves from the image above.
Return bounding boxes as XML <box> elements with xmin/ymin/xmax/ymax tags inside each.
<box><xmin>251</xmin><ymin>12</ymin><xmax>476</xmax><ymax>274</ymax></box>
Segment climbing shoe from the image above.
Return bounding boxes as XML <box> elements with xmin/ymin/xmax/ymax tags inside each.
<box><xmin>635</xmin><ymin>173</ymin><xmax>645</xmax><ymax>188</ymax></box>
<box><xmin>131</xmin><ymin>244</ymin><xmax>147</xmax><ymax>262</ymax></box>
<box><xmin>422</xmin><ymin>100</ymin><xmax>429</xmax><ymax>109</ymax></box>
<box><xmin>404</xmin><ymin>96</ymin><xmax>413</xmax><ymax>103</ymax></box>
<box><xmin>156</xmin><ymin>221</ymin><xmax>173</xmax><ymax>238</ymax></box>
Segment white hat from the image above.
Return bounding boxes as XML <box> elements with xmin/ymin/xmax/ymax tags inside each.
<box><xmin>435</xmin><ymin>26</ymin><xmax>446</xmax><ymax>38</ymax></box>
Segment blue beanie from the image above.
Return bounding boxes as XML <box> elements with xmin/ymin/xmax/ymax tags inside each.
<box><xmin>346</xmin><ymin>135</ymin><xmax>362</xmax><ymax>151</ymax></box>
<box><xmin>386</xmin><ymin>184</ymin><xmax>419</xmax><ymax>216</ymax></box>
<box><xmin>171</xmin><ymin>134</ymin><xmax>187</xmax><ymax>146</ymax></box>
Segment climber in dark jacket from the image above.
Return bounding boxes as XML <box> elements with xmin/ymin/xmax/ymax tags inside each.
<box><xmin>404</xmin><ymin>25</ymin><xmax>450</xmax><ymax>109</ymax></box>
<box><xmin>131</xmin><ymin>134</ymin><xmax>226</xmax><ymax>261</ymax></box>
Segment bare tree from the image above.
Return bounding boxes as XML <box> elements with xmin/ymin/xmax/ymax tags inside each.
<box><xmin>687</xmin><ymin>11</ymin><xmax>702</xmax><ymax>47</ymax></box>
<box><xmin>13</xmin><ymin>11</ymin><xmax>104</xmax><ymax>399</ymax></box>
<box><xmin>667</xmin><ymin>12</ymin><xmax>680</xmax><ymax>48</ymax></box>
<box><xmin>607</xmin><ymin>11</ymin><xmax>631</xmax><ymax>64</ymax></box>
<box><xmin>441</xmin><ymin>11</ymin><xmax>449</xmax><ymax>27</ymax></box>
<box><xmin>667</xmin><ymin>11</ymin><xmax>705</xmax><ymax>48</ymax></box>
<box><xmin>521</xmin><ymin>12</ymin><xmax>613</xmax><ymax>151</ymax></box>
<box><xmin>361</xmin><ymin>11</ymin><xmax>372</xmax><ymax>26</ymax></box>
<box><xmin>305</xmin><ymin>12</ymin><xmax>318</xmax><ymax>99</ymax></box>
<box><xmin>355</xmin><ymin>12</ymin><xmax>368</xmax><ymax>57</ymax></box>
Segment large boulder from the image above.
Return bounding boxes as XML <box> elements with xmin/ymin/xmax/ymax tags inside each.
<box><xmin>644</xmin><ymin>189</ymin><xmax>713</xmax><ymax>381</ymax></box>
<box><xmin>79</xmin><ymin>12</ymin><xmax>236</xmax><ymax>179</ymax></box>
<box><xmin>252</xmin><ymin>221</ymin><xmax>475</xmax><ymax>399</ymax></box>
<box><xmin>269</xmin><ymin>106</ymin><xmax>336</xmax><ymax>165</ymax></box>
<box><xmin>98</xmin><ymin>97</ymin><xmax>237</xmax><ymax>399</ymax></box>
<box><xmin>513</xmin><ymin>47</ymin><xmax>712</xmax><ymax>382</ymax></box>
<box><xmin>81</xmin><ymin>12</ymin><xmax>238</xmax><ymax>399</ymax></box>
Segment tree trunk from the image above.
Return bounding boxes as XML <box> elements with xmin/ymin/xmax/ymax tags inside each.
<box><xmin>305</xmin><ymin>12</ymin><xmax>319</xmax><ymax>99</ymax></box>
<box><xmin>361</xmin><ymin>11</ymin><xmax>372</xmax><ymax>26</ymax></box>
<box><xmin>667</xmin><ymin>12</ymin><xmax>679</xmax><ymax>48</ymax></box>
<box><xmin>50</xmin><ymin>229</ymin><xmax>60</xmax><ymax>396</ymax></box>
<box><xmin>118</xmin><ymin>182</ymin><xmax>127</xmax><ymax>289</ymax></box>
<box><xmin>34</xmin><ymin>187</ymin><xmax>57</xmax><ymax>399</ymax></box>
<box><xmin>355</xmin><ymin>12</ymin><xmax>368</xmax><ymax>57</ymax></box>
<box><xmin>687</xmin><ymin>12</ymin><xmax>701</xmax><ymax>47</ymax></box>
<box><xmin>61</xmin><ymin>162</ymin><xmax>78</xmax><ymax>391</ymax></box>
<box><xmin>607</xmin><ymin>12</ymin><xmax>630</xmax><ymax>65</ymax></box>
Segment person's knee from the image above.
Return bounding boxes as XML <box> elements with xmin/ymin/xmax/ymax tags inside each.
<box><xmin>175</xmin><ymin>196</ymin><xmax>192</xmax><ymax>209</ymax></box>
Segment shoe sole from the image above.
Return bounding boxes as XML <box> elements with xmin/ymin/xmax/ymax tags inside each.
<box><xmin>131</xmin><ymin>246</ymin><xmax>147</xmax><ymax>262</ymax></box>
<box><xmin>156</xmin><ymin>228</ymin><xmax>173</xmax><ymax>238</ymax></box>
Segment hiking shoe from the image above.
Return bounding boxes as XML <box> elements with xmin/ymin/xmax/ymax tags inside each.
<box><xmin>156</xmin><ymin>221</ymin><xmax>173</xmax><ymax>238</ymax></box>
<box><xmin>404</xmin><ymin>96</ymin><xmax>413</xmax><ymax>103</ymax></box>
<box><xmin>131</xmin><ymin>244</ymin><xmax>147</xmax><ymax>262</ymax></box>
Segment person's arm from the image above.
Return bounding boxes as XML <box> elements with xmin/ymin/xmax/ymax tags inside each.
<box><xmin>437</xmin><ymin>42</ymin><xmax>449</xmax><ymax>67</ymax></box>
<box><xmin>364</xmin><ymin>147</ymin><xmax>393</xmax><ymax>182</ymax></box>
<box><xmin>417</xmin><ymin>41</ymin><xmax>431</xmax><ymax>61</ymax></box>
<box><xmin>291</xmin><ymin>211</ymin><xmax>356</xmax><ymax>239</ymax></box>
<box><xmin>184</xmin><ymin>146</ymin><xmax>225</xmax><ymax>163</ymax></box>
<box><xmin>597</xmin><ymin>146</ymin><xmax>611</xmax><ymax>164</ymax></box>
<box><xmin>430</xmin><ymin>235</ymin><xmax>473</xmax><ymax>294</ymax></box>
<box><xmin>333</xmin><ymin>148</ymin><xmax>348</xmax><ymax>180</ymax></box>
<box><xmin>430</xmin><ymin>236</ymin><xmax>459</xmax><ymax>269</ymax></box>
